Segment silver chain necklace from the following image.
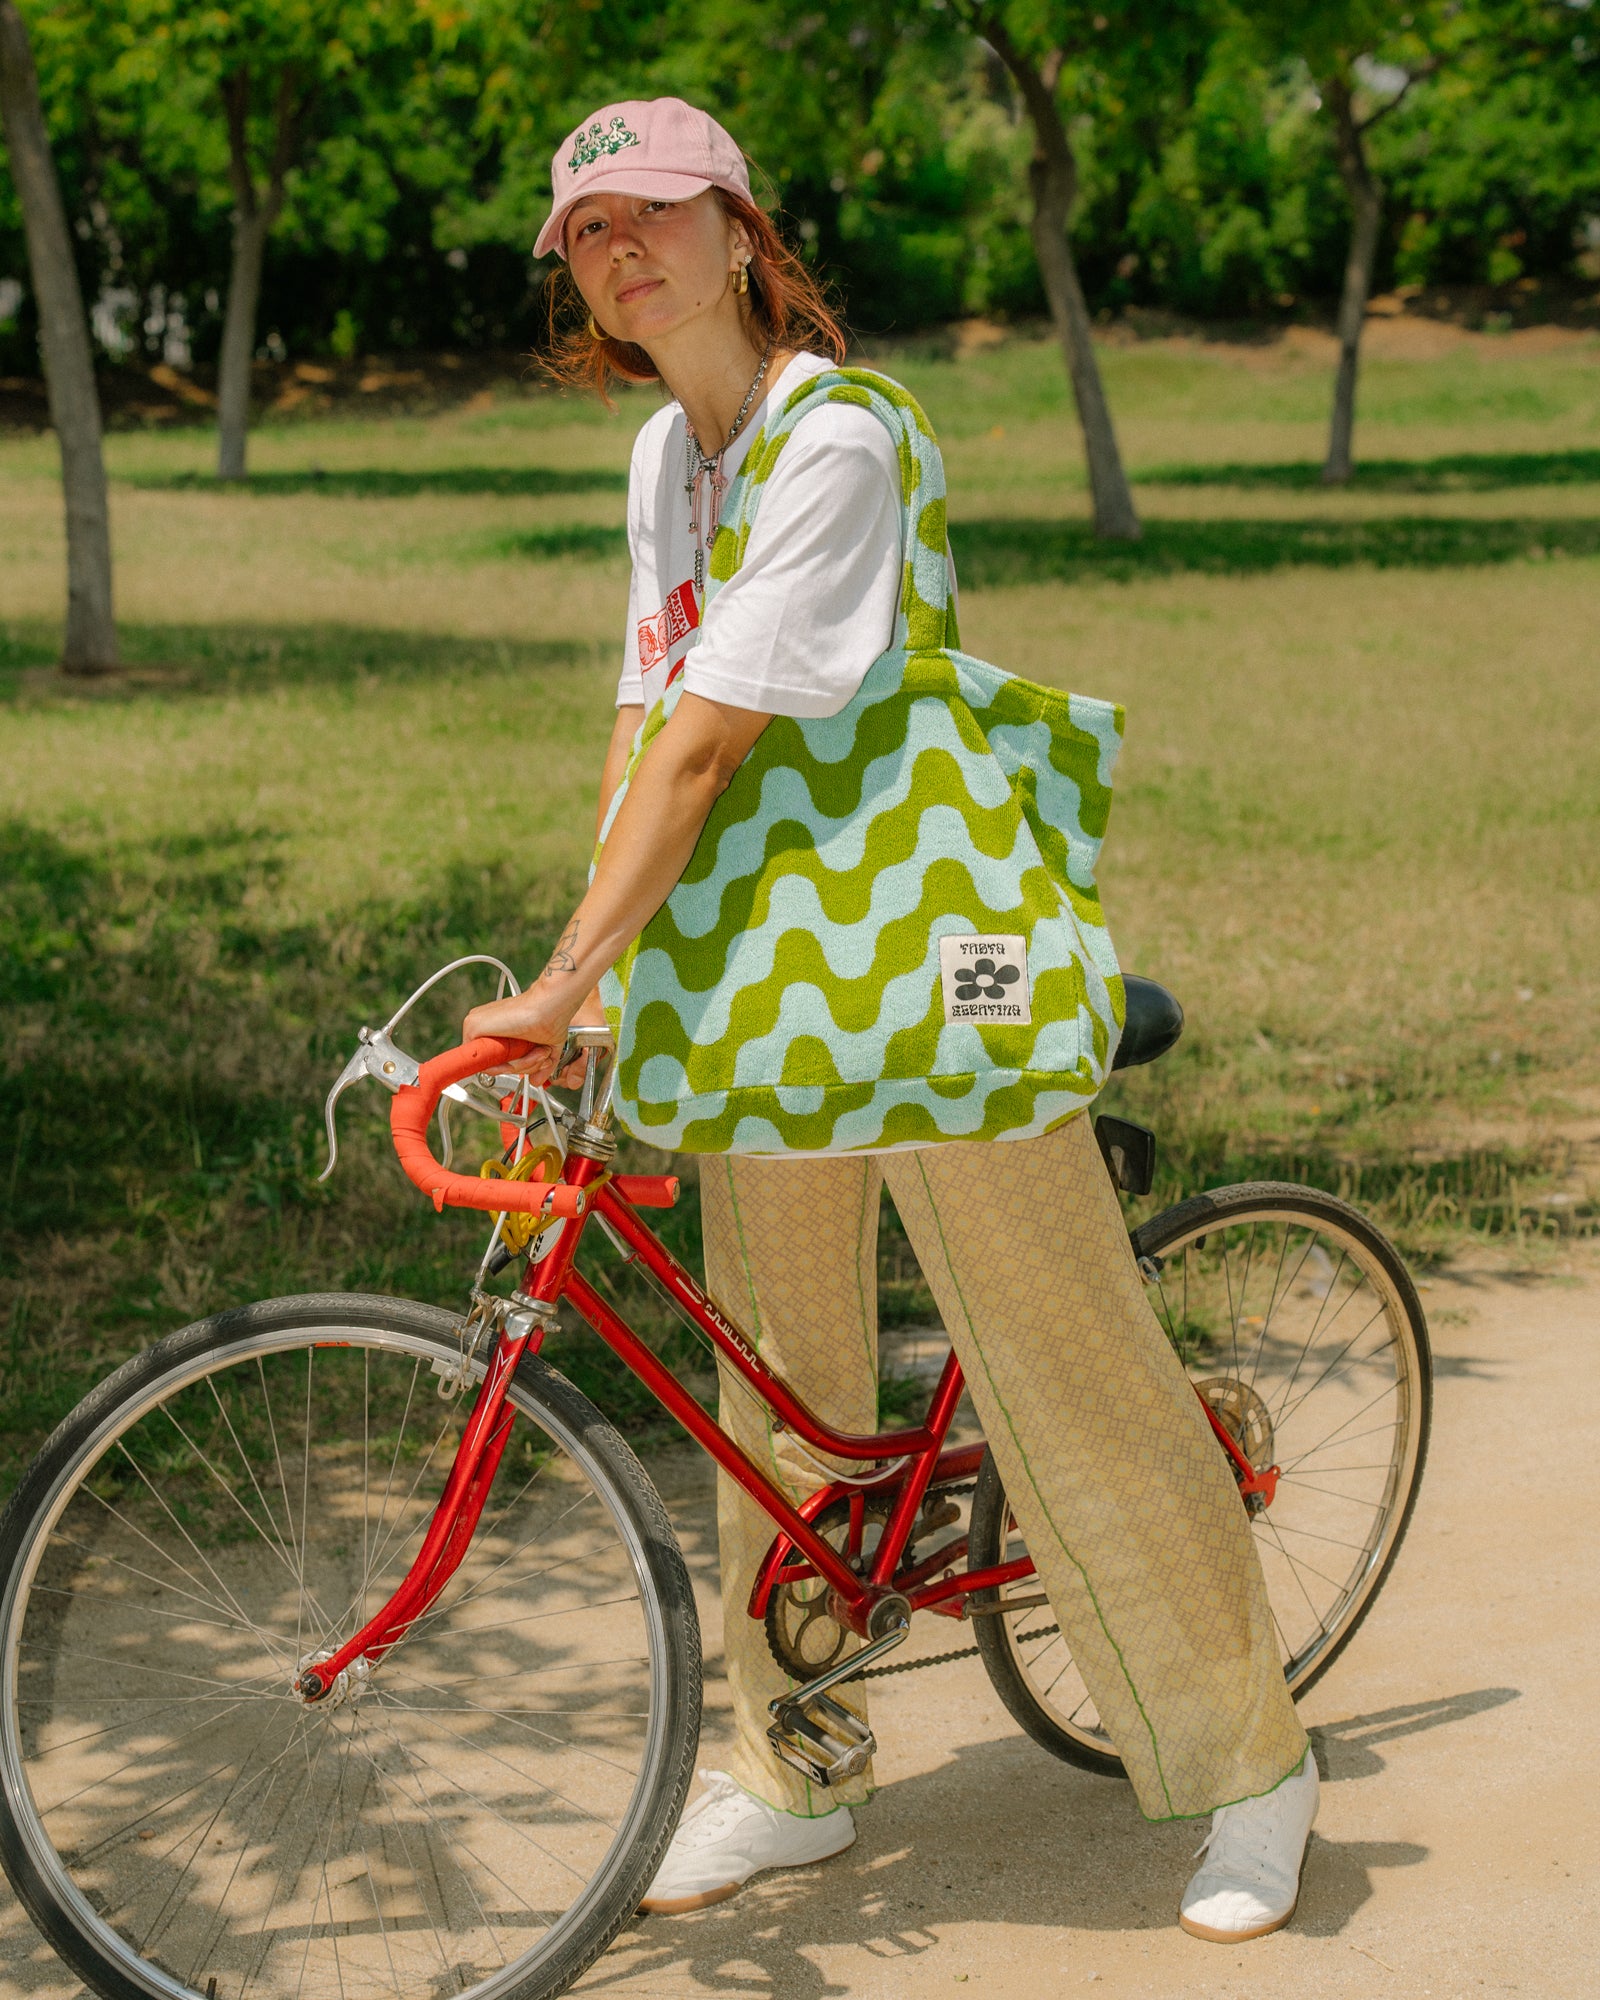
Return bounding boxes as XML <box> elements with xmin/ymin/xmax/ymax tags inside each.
<box><xmin>684</xmin><ymin>341</ymin><xmax>774</xmax><ymax>601</ymax></box>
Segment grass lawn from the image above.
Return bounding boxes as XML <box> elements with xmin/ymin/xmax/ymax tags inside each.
<box><xmin>3</xmin><ymin>323</ymin><xmax>1597</xmax><ymax>1483</ymax></box>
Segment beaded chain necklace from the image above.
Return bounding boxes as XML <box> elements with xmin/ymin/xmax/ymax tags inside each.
<box><xmin>683</xmin><ymin>340</ymin><xmax>773</xmax><ymax>606</ymax></box>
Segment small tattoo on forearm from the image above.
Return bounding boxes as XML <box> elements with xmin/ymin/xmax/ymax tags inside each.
<box><xmin>542</xmin><ymin>920</ymin><xmax>580</xmax><ymax>980</ymax></box>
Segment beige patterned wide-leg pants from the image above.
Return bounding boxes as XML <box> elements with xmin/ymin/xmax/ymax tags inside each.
<box><xmin>699</xmin><ymin>1113</ymin><xmax>1307</xmax><ymax>1824</ymax></box>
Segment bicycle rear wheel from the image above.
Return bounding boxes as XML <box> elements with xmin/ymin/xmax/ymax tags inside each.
<box><xmin>0</xmin><ymin>1294</ymin><xmax>700</xmax><ymax>2000</ymax></box>
<box><xmin>969</xmin><ymin>1184</ymin><xmax>1431</xmax><ymax>1776</ymax></box>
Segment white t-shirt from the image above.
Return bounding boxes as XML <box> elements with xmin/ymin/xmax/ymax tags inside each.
<box><xmin>617</xmin><ymin>352</ymin><xmax>953</xmax><ymax>718</ymax></box>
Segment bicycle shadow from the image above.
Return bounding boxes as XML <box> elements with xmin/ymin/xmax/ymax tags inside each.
<box><xmin>1309</xmin><ymin>1686</ymin><xmax>1520</xmax><ymax>1780</ymax></box>
<box><xmin>576</xmin><ymin>1727</ymin><xmax>1432</xmax><ymax>1997</ymax></box>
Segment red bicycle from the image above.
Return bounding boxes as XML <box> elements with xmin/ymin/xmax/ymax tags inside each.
<box><xmin>0</xmin><ymin>963</ymin><xmax>1430</xmax><ymax>2000</ymax></box>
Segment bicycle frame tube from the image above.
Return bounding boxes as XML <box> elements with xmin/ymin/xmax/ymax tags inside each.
<box><xmin>302</xmin><ymin>1145</ymin><xmax>1272</xmax><ymax>1700</ymax></box>
<box><xmin>299</xmin><ymin>1160</ymin><xmax>971</xmax><ymax>1695</ymax></box>
<box><xmin>560</xmin><ymin>1266</ymin><xmax>874</xmax><ymax>1616</ymax></box>
<box><xmin>590</xmin><ymin>1188</ymin><xmax>942</xmax><ymax>1461</ymax></box>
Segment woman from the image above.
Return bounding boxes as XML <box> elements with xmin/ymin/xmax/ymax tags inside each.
<box><xmin>465</xmin><ymin>95</ymin><xmax>1318</xmax><ymax>1945</ymax></box>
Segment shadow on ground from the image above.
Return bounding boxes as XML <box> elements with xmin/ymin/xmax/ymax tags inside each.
<box><xmin>121</xmin><ymin>466</ymin><xmax>628</xmax><ymax>498</ymax></box>
<box><xmin>947</xmin><ymin>514</ymin><xmax>1600</xmax><ymax>586</ymax></box>
<box><xmin>1139</xmin><ymin>448</ymin><xmax>1600</xmax><ymax>492</ymax></box>
<box><xmin>0</xmin><ymin>620</ymin><xmax>605</xmax><ymax>702</ymax></box>
<box><xmin>576</xmin><ymin>1725</ymin><xmax>1437</xmax><ymax>1998</ymax></box>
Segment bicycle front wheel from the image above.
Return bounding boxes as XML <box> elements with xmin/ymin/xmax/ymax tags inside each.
<box><xmin>970</xmin><ymin>1183</ymin><xmax>1431</xmax><ymax>1775</ymax></box>
<box><xmin>0</xmin><ymin>1294</ymin><xmax>701</xmax><ymax>2000</ymax></box>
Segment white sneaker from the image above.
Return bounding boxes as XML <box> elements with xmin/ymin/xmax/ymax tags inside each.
<box><xmin>1179</xmin><ymin>1749</ymin><xmax>1319</xmax><ymax>1942</ymax></box>
<box><xmin>640</xmin><ymin>1769</ymin><xmax>855</xmax><ymax>1914</ymax></box>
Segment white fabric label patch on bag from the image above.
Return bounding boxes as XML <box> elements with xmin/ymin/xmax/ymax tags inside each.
<box><xmin>938</xmin><ymin>935</ymin><xmax>1032</xmax><ymax>1026</ymax></box>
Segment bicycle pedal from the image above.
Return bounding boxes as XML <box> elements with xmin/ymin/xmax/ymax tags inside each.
<box><xmin>766</xmin><ymin>1690</ymin><xmax>876</xmax><ymax>1787</ymax></box>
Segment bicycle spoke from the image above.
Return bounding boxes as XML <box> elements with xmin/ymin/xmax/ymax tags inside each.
<box><xmin>182</xmin><ymin>1721</ymin><xmax>308</xmax><ymax>1988</ymax></box>
<box><xmin>364</xmin><ymin>1703</ymin><xmax>596</xmax><ymax>1889</ymax></box>
<box><xmin>345</xmin><ymin>1714</ymin><xmax>545</xmax><ymax>1990</ymax></box>
<box><xmin>428</xmin><ymin>1483</ymin><xmax>607</xmax><ymax>1622</ymax></box>
<box><xmin>1277</xmin><ymin>1477</ymin><xmax>1386</xmax><ymax>1506</ymax></box>
<box><xmin>1234</xmin><ymin>1220</ymin><xmax>1260</xmax><ymax>1388</ymax></box>
<box><xmin>1271</xmin><ymin>1308</ymin><xmax>1391</xmax><ymax>1431</ymax></box>
<box><xmin>1258</xmin><ymin>1516</ymin><xmax>1348</xmax><ymax>1601</ymax></box>
<box><xmin>1262</xmin><ymin>1519</ymin><xmax>1374</xmax><ymax>1557</ymax></box>
<box><xmin>356</xmin><ymin>1353</ymin><xmax>424</xmax><ymax>1612</ymax></box>
<box><xmin>109</xmin><ymin>1441</ymin><xmax>289</xmax><ymax>1662</ymax></box>
<box><xmin>376</xmin><ymin>1664</ymin><xmax>640</xmax><ymax>1795</ymax></box>
<box><xmin>1277</xmin><ymin>1382</ymin><xmax>1402</xmax><ymax>1468</ymax></box>
<box><xmin>137</xmin><ymin>1704</ymin><xmax>288</xmax><ymax>1957</ymax></box>
<box><xmin>409</xmin><ymin>1527</ymin><xmax>620</xmax><ymax>1646</ymax></box>
<box><xmin>1270</xmin><ymin>1240</ymin><xmax>1358</xmax><ymax>1413</ymax></box>
<box><xmin>158</xmin><ymin>1392</ymin><xmax>325</xmax><ymax>1618</ymax></box>
<box><xmin>42</xmin><ymin>1700</ymin><xmax>257</xmax><ymax>1826</ymax></box>
<box><xmin>297</xmin><ymin>1350</ymin><xmax>315</xmax><ymax>1664</ymax></box>
<box><xmin>354</xmin><ymin>1407</ymin><xmax>460</xmax><ymax>1621</ymax></box>
<box><xmin>37</xmin><ymin>1540</ymin><xmax>288</xmax><ymax>1651</ymax></box>
<box><xmin>408</xmin><ymin>1653</ymin><xmax>650</xmax><ymax>1691</ymax></box>
<box><xmin>1254</xmin><ymin>1225</ymin><xmax>1297</xmax><ymax>1368</ymax></box>
<box><xmin>206</xmin><ymin>1373</ymin><xmax>302</xmax><ymax>1579</ymax></box>
<box><xmin>16</xmin><ymin>1679</ymin><xmax>278</xmax><ymax>1757</ymax></box>
<box><xmin>351</xmin><ymin>1706</ymin><xmax>526</xmax><ymax>1955</ymax></box>
<box><xmin>413</xmin><ymin>1592</ymin><xmax>639</xmax><ymax>1644</ymax></box>
<box><xmin>73</xmin><ymin>1497</ymin><xmax>288</xmax><ymax>1658</ymax></box>
<box><xmin>337</xmin><ymin>1713</ymin><xmax>461</xmax><ymax>1988</ymax></box>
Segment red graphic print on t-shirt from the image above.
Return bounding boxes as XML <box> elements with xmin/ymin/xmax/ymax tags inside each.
<box><xmin>637</xmin><ymin>580</ymin><xmax>700</xmax><ymax>681</ymax></box>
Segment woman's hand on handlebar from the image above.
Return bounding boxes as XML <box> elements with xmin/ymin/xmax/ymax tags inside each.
<box><xmin>462</xmin><ymin>985</ymin><xmax>606</xmax><ymax>1088</ymax></box>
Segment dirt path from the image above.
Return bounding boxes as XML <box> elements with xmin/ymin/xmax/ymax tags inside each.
<box><xmin>3</xmin><ymin>1251</ymin><xmax>1595</xmax><ymax>2000</ymax></box>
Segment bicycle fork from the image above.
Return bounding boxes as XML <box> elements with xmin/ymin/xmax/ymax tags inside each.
<box><xmin>293</xmin><ymin>1295</ymin><xmax>555</xmax><ymax>1702</ymax></box>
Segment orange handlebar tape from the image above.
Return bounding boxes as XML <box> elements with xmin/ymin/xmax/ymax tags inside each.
<box><xmin>390</xmin><ymin>1036</ymin><xmax>588</xmax><ymax>1219</ymax></box>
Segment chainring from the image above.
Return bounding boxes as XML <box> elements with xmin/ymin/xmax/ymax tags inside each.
<box><xmin>763</xmin><ymin>1484</ymin><xmax>968</xmax><ymax>1681</ymax></box>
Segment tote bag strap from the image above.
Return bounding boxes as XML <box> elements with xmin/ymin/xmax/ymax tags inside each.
<box><xmin>706</xmin><ymin>367</ymin><xmax>960</xmax><ymax>654</ymax></box>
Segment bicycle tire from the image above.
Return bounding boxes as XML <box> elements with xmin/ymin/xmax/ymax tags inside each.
<box><xmin>968</xmin><ymin>1183</ymin><xmax>1431</xmax><ymax>1777</ymax></box>
<box><xmin>0</xmin><ymin>1293</ymin><xmax>702</xmax><ymax>2000</ymax></box>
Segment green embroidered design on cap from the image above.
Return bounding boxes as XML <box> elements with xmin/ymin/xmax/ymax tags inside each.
<box><xmin>598</xmin><ymin>367</ymin><xmax>1126</xmax><ymax>1156</ymax></box>
<box><xmin>568</xmin><ymin>117</ymin><xmax>640</xmax><ymax>172</ymax></box>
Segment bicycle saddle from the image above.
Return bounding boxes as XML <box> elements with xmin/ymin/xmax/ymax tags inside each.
<box><xmin>1111</xmin><ymin>975</ymin><xmax>1185</xmax><ymax>1071</ymax></box>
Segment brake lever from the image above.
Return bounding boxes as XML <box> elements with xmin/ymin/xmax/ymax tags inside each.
<box><xmin>318</xmin><ymin>1027</ymin><xmax>422</xmax><ymax>1182</ymax></box>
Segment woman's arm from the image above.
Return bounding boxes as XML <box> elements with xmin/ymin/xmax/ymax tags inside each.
<box><xmin>463</xmin><ymin>692</ymin><xmax>771</xmax><ymax>1080</ymax></box>
<box><xmin>541</xmin><ymin>701</ymin><xmax>647</xmax><ymax>1045</ymax></box>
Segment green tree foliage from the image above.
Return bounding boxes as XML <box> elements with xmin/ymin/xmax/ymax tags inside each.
<box><xmin>1118</xmin><ymin>34</ymin><xmax>1341</xmax><ymax>317</ymax></box>
<box><xmin>1</xmin><ymin>0</ymin><xmax>1596</xmax><ymax>381</ymax></box>
<box><xmin>1390</xmin><ymin>0</ymin><xmax>1600</xmax><ymax>290</ymax></box>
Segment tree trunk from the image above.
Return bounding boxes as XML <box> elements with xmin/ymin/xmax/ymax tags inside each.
<box><xmin>216</xmin><ymin>204</ymin><xmax>267</xmax><ymax>481</ymax></box>
<box><xmin>0</xmin><ymin>0</ymin><xmax>117</xmax><ymax>672</ymax></box>
<box><xmin>985</xmin><ymin>21</ymin><xmax>1141</xmax><ymax>541</ymax></box>
<box><xmin>216</xmin><ymin>69</ymin><xmax>298</xmax><ymax>483</ymax></box>
<box><xmin>1322</xmin><ymin>78</ymin><xmax>1383</xmax><ymax>486</ymax></box>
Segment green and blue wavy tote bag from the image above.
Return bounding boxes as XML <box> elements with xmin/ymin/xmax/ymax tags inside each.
<box><xmin>597</xmin><ymin>366</ymin><xmax>1125</xmax><ymax>1155</ymax></box>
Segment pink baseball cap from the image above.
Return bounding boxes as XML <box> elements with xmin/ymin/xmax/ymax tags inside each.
<box><xmin>535</xmin><ymin>97</ymin><xmax>752</xmax><ymax>262</ymax></box>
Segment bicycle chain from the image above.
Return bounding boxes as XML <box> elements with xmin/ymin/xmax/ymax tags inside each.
<box><xmin>857</xmin><ymin>1641</ymin><xmax>979</xmax><ymax>1678</ymax></box>
<box><xmin>853</xmin><ymin>1623</ymin><xmax>1061</xmax><ymax>1681</ymax></box>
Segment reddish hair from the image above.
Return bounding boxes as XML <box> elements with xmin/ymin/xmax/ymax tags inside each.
<box><xmin>541</xmin><ymin>189</ymin><xmax>846</xmax><ymax>400</ymax></box>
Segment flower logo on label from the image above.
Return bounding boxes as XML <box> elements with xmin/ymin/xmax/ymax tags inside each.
<box><xmin>954</xmin><ymin>958</ymin><xmax>1021</xmax><ymax>1003</ymax></box>
<box><xmin>569</xmin><ymin>118</ymin><xmax>641</xmax><ymax>173</ymax></box>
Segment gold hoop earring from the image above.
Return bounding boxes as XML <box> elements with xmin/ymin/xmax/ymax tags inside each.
<box><xmin>735</xmin><ymin>264</ymin><xmax>750</xmax><ymax>297</ymax></box>
<box><xmin>587</xmin><ymin>312</ymin><xmax>603</xmax><ymax>341</ymax></box>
